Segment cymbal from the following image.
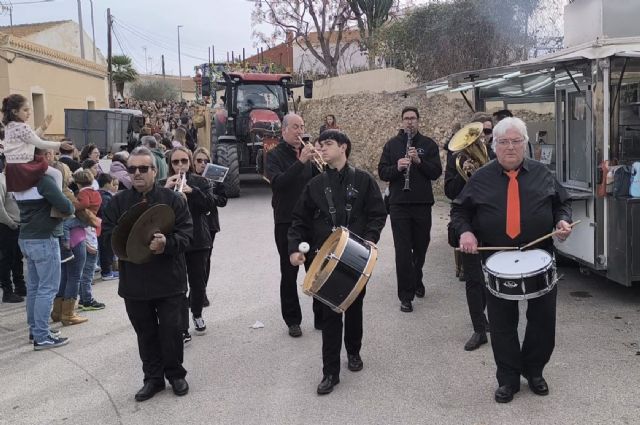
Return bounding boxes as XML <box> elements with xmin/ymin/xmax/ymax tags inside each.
<box><xmin>125</xmin><ymin>204</ymin><xmax>175</xmax><ymax>264</ymax></box>
<box><xmin>111</xmin><ymin>201</ymin><xmax>149</xmax><ymax>261</ymax></box>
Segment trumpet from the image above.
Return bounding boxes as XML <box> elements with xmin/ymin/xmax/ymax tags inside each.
<box><xmin>298</xmin><ymin>136</ymin><xmax>327</xmax><ymax>172</ymax></box>
<box><xmin>174</xmin><ymin>171</ymin><xmax>186</xmax><ymax>193</ymax></box>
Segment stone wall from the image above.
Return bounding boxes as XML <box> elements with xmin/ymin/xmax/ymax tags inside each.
<box><xmin>299</xmin><ymin>92</ymin><xmax>475</xmax><ymax>195</ymax></box>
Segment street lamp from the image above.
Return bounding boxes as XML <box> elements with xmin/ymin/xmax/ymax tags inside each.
<box><xmin>177</xmin><ymin>25</ymin><xmax>183</xmax><ymax>101</ymax></box>
<box><xmin>1</xmin><ymin>0</ymin><xmax>54</xmax><ymax>30</ymax></box>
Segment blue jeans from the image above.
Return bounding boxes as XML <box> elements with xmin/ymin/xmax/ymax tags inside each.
<box><xmin>57</xmin><ymin>241</ymin><xmax>87</xmax><ymax>299</ymax></box>
<box><xmin>18</xmin><ymin>237</ymin><xmax>61</xmax><ymax>343</ymax></box>
<box><xmin>79</xmin><ymin>250</ymin><xmax>97</xmax><ymax>304</ymax></box>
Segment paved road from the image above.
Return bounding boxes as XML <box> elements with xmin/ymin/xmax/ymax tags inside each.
<box><xmin>1</xmin><ymin>176</ymin><xmax>639</xmax><ymax>425</ymax></box>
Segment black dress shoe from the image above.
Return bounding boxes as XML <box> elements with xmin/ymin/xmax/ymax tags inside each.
<box><xmin>288</xmin><ymin>324</ymin><xmax>302</xmax><ymax>337</ymax></box>
<box><xmin>347</xmin><ymin>354</ymin><xmax>363</xmax><ymax>372</ymax></box>
<box><xmin>494</xmin><ymin>384</ymin><xmax>519</xmax><ymax>403</ymax></box>
<box><xmin>400</xmin><ymin>301</ymin><xmax>413</xmax><ymax>312</ymax></box>
<box><xmin>135</xmin><ymin>381</ymin><xmax>165</xmax><ymax>402</ymax></box>
<box><xmin>169</xmin><ymin>378</ymin><xmax>189</xmax><ymax>396</ymax></box>
<box><xmin>525</xmin><ymin>375</ymin><xmax>549</xmax><ymax>396</ymax></box>
<box><xmin>2</xmin><ymin>293</ymin><xmax>24</xmax><ymax>303</ymax></box>
<box><xmin>464</xmin><ymin>332</ymin><xmax>488</xmax><ymax>351</ymax></box>
<box><xmin>317</xmin><ymin>375</ymin><xmax>340</xmax><ymax>395</ymax></box>
<box><xmin>415</xmin><ymin>287</ymin><xmax>425</xmax><ymax>298</ymax></box>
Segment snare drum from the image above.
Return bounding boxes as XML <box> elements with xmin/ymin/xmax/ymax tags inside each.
<box><xmin>483</xmin><ymin>249</ymin><xmax>557</xmax><ymax>300</ymax></box>
<box><xmin>303</xmin><ymin>227</ymin><xmax>378</xmax><ymax>313</ymax></box>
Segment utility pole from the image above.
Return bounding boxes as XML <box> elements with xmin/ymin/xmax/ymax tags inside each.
<box><xmin>208</xmin><ymin>47</ymin><xmax>211</xmax><ymax>64</ymax></box>
<box><xmin>177</xmin><ymin>25</ymin><xmax>183</xmax><ymax>101</ymax></box>
<box><xmin>107</xmin><ymin>8</ymin><xmax>113</xmax><ymax>107</ymax></box>
<box><xmin>142</xmin><ymin>46</ymin><xmax>148</xmax><ymax>74</ymax></box>
<box><xmin>162</xmin><ymin>54</ymin><xmax>165</xmax><ymax>79</ymax></box>
<box><xmin>77</xmin><ymin>0</ymin><xmax>85</xmax><ymax>59</ymax></box>
<box><xmin>212</xmin><ymin>45</ymin><xmax>215</xmax><ymax>64</ymax></box>
<box><xmin>89</xmin><ymin>0</ymin><xmax>96</xmax><ymax>62</ymax></box>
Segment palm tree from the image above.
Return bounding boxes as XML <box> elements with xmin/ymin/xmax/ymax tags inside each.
<box><xmin>111</xmin><ymin>55</ymin><xmax>138</xmax><ymax>99</ymax></box>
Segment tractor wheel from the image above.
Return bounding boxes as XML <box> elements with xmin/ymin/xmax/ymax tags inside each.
<box><xmin>216</xmin><ymin>143</ymin><xmax>240</xmax><ymax>198</ymax></box>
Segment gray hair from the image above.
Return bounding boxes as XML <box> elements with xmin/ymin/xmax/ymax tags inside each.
<box><xmin>129</xmin><ymin>146</ymin><xmax>155</xmax><ymax>166</ymax></box>
<box><xmin>282</xmin><ymin>113</ymin><xmax>301</xmax><ymax>130</ymax></box>
<box><xmin>140</xmin><ymin>135</ymin><xmax>157</xmax><ymax>149</ymax></box>
<box><xmin>491</xmin><ymin>117</ymin><xmax>529</xmax><ymax>152</ymax></box>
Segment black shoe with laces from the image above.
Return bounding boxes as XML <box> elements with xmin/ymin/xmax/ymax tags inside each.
<box><xmin>494</xmin><ymin>384</ymin><xmax>519</xmax><ymax>403</ymax></box>
<box><xmin>288</xmin><ymin>324</ymin><xmax>302</xmax><ymax>337</ymax></box>
<box><xmin>317</xmin><ymin>375</ymin><xmax>340</xmax><ymax>395</ymax></box>
<box><xmin>169</xmin><ymin>378</ymin><xmax>189</xmax><ymax>396</ymax></box>
<box><xmin>135</xmin><ymin>381</ymin><xmax>165</xmax><ymax>402</ymax></box>
<box><xmin>2</xmin><ymin>292</ymin><xmax>24</xmax><ymax>303</ymax></box>
<box><xmin>347</xmin><ymin>354</ymin><xmax>363</xmax><ymax>372</ymax></box>
<box><xmin>400</xmin><ymin>301</ymin><xmax>413</xmax><ymax>312</ymax></box>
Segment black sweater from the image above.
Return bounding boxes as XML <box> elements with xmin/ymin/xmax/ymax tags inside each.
<box><xmin>378</xmin><ymin>131</ymin><xmax>442</xmax><ymax>205</ymax></box>
<box><xmin>265</xmin><ymin>139</ymin><xmax>316</xmax><ymax>224</ymax></box>
<box><xmin>102</xmin><ymin>185</ymin><xmax>193</xmax><ymax>300</ymax></box>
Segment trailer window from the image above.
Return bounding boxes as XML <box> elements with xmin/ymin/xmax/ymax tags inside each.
<box><xmin>611</xmin><ymin>58</ymin><xmax>640</xmax><ymax>164</ymax></box>
<box><xmin>566</xmin><ymin>91</ymin><xmax>591</xmax><ymax>187</ymax></box>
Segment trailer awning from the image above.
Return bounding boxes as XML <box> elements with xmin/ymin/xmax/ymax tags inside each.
<box><xmin>425</xmin><ymin>37</ymin><xmax>640</xmax><ymax>96</ymax></box>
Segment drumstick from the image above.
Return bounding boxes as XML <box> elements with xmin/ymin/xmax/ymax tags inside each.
<box><xmin>519</xmin><ymin>220</ymin><xmax>581</xmax><ymax>251</ymax></box>
<box><xmin>455</xmin><ymin>246</ymin><xmax>517</xmax><ymax>252</ymax></box>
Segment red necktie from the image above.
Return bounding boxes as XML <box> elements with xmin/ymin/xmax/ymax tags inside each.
<box><xmin>505</xmin><ymin>170</ymin><xmax>520</xmax><ymax>239</ymax></box>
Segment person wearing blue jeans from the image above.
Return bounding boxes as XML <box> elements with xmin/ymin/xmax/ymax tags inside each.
<box><xmin>78</xmin><ymin>248</ymin><xmax>104</xmax><ymax>311</ymax></box>
<box><xmin>14</xmin><ymin>173</ymin><xmax>74</xmax><ymax>350</ymax></box>
<box><xmin>53</xmin><ymin>238</ymin><xmax>89</xmax><ymax>325</ymax></box>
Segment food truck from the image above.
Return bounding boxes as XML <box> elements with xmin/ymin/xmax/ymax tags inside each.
<box><xmin>426</xmin><ymin>0</ymin><xmax>640</xmax><ymax>286</ymax></box>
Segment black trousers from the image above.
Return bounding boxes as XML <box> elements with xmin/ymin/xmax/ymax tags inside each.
<box><xmin>124</xmin><ymin>294</ymin><xmax>187</xmax><ymax>384</ymax></box>
<box><xmin>204</xmin><ymin>233</ymin><xmax>216</xmax><ymax>287</ymax></box>
<box><xmin>184</xmin><ymin>249</ymin><xmax>209</xmax><ymax>325</ymax></box>
<box><xmin>0</xmin><ymin>223</ymin><xmax>25</xmax><ymax>293</ymax></box>
<box><xmin>462</xmin><ymin>253</ymin><xmax>487</xmax><ymax>333</ymax></box>
<box><xmin>485</xmin><ymin>286</ymin><xmax>557</xmax><ymax>387</ymax></box>
<box><xmin>274</xmin><ymin>222</ymin><xmax>302</xmax><ymax>326</ymax></box>
<box><xmin>98</xmin><ymin>232</ymin><xmax>114</xmax><ymax>275</ymax></box>
<box><xmin>389</xmin><ymin>204</ymin><xmax>432</xmax><ymax>302</ymax></box>
<box><xmin>320</xmin><ymin>289</ymin><xmax>365</xmax><ymax>376</ymax></box>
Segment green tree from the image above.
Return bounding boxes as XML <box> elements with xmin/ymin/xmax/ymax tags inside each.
<box><xmin>111</xmin><ymin>55</ymin><xmax>138</xmax><ymax>99</ymax></box>
<box><xmin>130</xmin><ymin>80</ymin><xmax>178</xmax><ymax>101</ymax></box>
<box><xmin>347</xmin><ymin>0</ymin><xmax>395</xmax><ymax>69</ymax></box>
<box><xmin>379</xmin><ymin>0</ymin><xmax>545</xmax><ymax>82</ymax></box>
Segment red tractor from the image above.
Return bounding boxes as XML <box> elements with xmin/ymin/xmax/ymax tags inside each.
<box><xmin>211</xmin><ymin>72</ymin><xmax>312</xmax><ymax>197</ymax></box>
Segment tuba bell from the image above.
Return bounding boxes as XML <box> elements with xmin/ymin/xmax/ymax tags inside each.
<box><xmin>448</xmin><ymin>122</ymin><xmax>489</xmax><ymax>181</ymax></box>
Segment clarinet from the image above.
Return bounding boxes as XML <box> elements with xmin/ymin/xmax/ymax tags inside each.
<box><xmin>403</xmin><ymin>129</ymin><xmax>412</xmax><ymax>192</ymax></box>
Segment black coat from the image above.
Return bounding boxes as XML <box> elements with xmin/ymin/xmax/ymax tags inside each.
<box><xmin>102</xmin><ymin>185</ymin><xmax>193</xmax><ymax>300</ymax></box>
<box><xmin>59</xmin><ymin>155</ymin><xmax>81</xmax><ymax>172</ymax></box>
<box><xmin>378</xmin><ymin>131</ymin><xmax>442</xmax><ymax>205</ymax></box>
<box><xmin>265</xmin><ymin>139</ymin><xmax>316</xmax><ymax>224</ymax></box>
<box><xmin>160</xmin><ymin>173</ymin><xmax>217</xmax><ymax>251</ymax></box>
<box><xmin>287</xmin><ymin>165</ymin><xmax>387</xmax><ymax>256</ymax></box>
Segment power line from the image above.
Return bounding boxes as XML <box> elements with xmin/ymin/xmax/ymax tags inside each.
<box><xmin>115</xmin><ymin>16</ymin><xmax>206</xmax><ymax>51</ymax></box>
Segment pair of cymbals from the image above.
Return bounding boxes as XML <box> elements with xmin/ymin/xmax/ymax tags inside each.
<box><xmin>112</xmin><ymin>202</ymin><xmax>175</xmax><ymax>264</ymax></box>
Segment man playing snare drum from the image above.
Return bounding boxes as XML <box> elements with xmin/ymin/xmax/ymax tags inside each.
<box><xmin>450</xmin><ymin>117</ymin><xmax>573</xmax><ymax>403</ymax></box>
<box><xmin>288</xmin><ymin>130</ymin><xmax>387</xmax><ymax>395</ymax></box>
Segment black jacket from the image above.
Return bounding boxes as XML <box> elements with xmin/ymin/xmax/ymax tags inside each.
<box><xmin>59</xmin><ymin>155</ymin><xmax>81</xmax><ymax>172</ymax></box>
<box><xmin>378</xmin><ymin>131</ymin><xmax>442</xmax><ymax>205</ymax></box>
<box><xmin>206</xmin><ymin>180</ymin><xmax>227</xmax><ymax>235</ymax></box>
<box><xmin>265</xmin><ymin>139</ymin><xmax>316</xmax><ymax>224</ymax></box>
<box><xmin>287</xmin><ymin>165</ymin><xmax>387</xmax><ymax>256</ymax></box>
<box><xmin>160</xmin><ymin>173</ymin><xmax>216</xmax><ymax>251</ymax></box>
<box><xmin>444</xmin><ymin>140</ymin><xmax>496</xmax><ymax>200</ymax></box>
<box><xmin>102</xmin><ymin>184</ymin><xmax>193</xmax><ymax>300</ymax></box>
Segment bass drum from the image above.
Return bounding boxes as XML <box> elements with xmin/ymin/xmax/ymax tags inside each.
<box><xmin>303</xmin><ymin>227</ymin><xmax>378</xmax><ymax>313</ymax></box>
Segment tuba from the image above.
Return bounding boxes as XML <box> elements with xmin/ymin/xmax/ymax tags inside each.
<box><xmin>449</xmin><ymin>122</ymin><xmax>489</xmax><ymax>181</ymax></box>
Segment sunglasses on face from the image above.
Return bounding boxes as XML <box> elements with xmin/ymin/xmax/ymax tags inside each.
<box><xmin>196</xmin><ymin>158</ymin><xmax>209</xmax><ymax>164</ymax></box>
<box><xmin>171</xmin><ymin>158</ymin><xmax>189</xmax><ymax>166</ymax></box>
<box><xmin>483</xmin><ymin>128</ymin><xmax>493</xmax><ymax>135</ymax></box>
<box><xmin>127</xmin><ymin>165</ymin><xmax>155</xmax><ymax>174</ymax></box>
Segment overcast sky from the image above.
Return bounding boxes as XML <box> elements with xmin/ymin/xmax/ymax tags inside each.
<box><xmin>1</xmin><ymin>0</ymin><xmax>263</xmax><ymax>76</ymax></box>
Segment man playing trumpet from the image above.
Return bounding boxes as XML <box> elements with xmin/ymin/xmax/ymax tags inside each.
<box><xmin>265</xmin><ymin>113</ymin><xmax>322</xmax><ymax>338</ymax></box>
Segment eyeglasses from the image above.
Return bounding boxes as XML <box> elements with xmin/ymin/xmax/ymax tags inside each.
<box><xmin>496</xmin><ymin>139</ymin><xmax>525</xmax><ymax>147</ymax></box>
<box><xmin>402</xmin><ymin>116</ymin><xmax>418</xmax><ymax>121</ymax></box>
<box><xmin>171</xmin><ymin>158</ymin><xmax>190</xmax><ymax>165</ymax></box>
<box><xmin>127</xmin><ymin>165</ymin><xmax>155</xmax><ymax>174</ymax></box>
<box><xmin>195</xmin><ymin>158</ymin><xmax>209</xmax><ymax>164</ymax></box>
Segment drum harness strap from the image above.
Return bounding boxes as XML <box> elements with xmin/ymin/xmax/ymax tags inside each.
<box><xmin>323</xmin><ymin>166</ymin><xmax>358</xmax><ymax>230</ymax></box>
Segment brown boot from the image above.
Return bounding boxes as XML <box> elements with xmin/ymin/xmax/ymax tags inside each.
<box><xmin>61</xmin><ymin>299</ymin><xmax>88</xmax><ymax>326</ymax></box>
<box><xmin>51</xmin><ymin>297</ymin><xmax>63</xmax><ymax>322</ymax></box>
